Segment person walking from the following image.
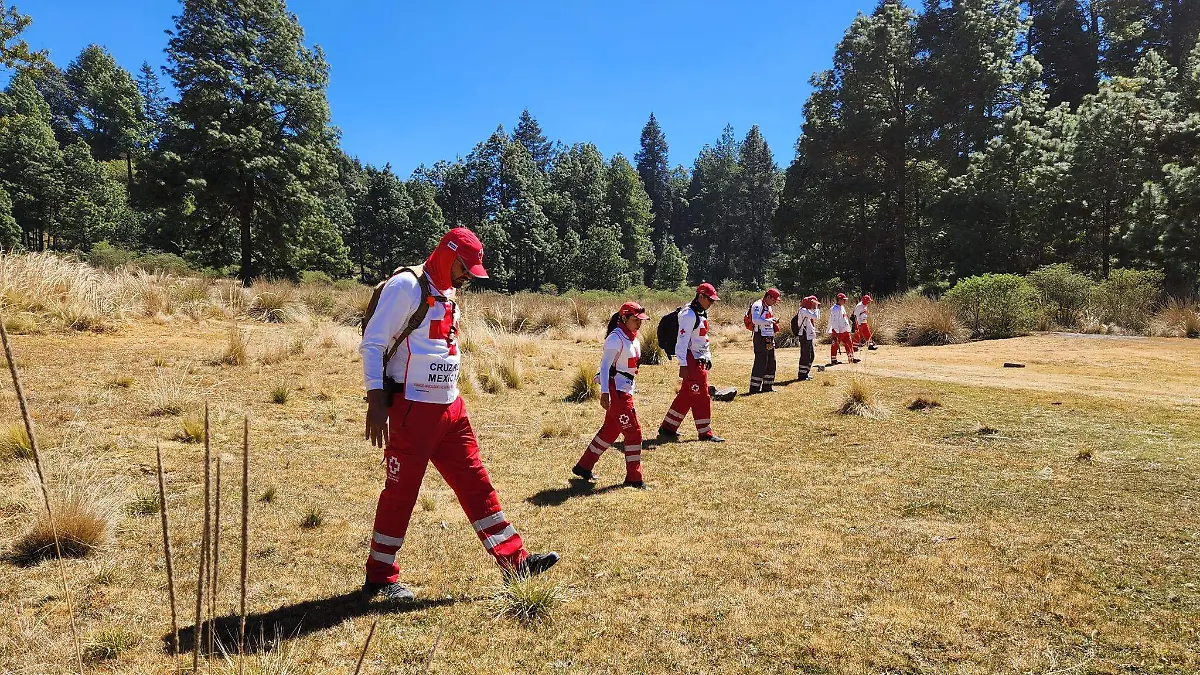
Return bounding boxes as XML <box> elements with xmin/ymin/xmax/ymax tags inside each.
<box><xmin>854</xmin><ymin>294</ymin><xmax>876</xmax><ymax>350</ymax></box>
<box><xmin>748</xmin><ymin>288</ymin><xmax>782</xmax><ymax>394</ymax></box>
<box><xmin>829</xmin><ymin>292</ymin><xmax>859</xmax><ymax>366</ymax></box>
<box><xmin>360</xmin><ymin>227</ymin><xmax>559</xmax><ymax>603</ymax></box>
<box><xmin>658</xmin><ymin>283</ymin><xmax>726</xmax><ymax>443</ymax></box>
<box><xmin>797</xmin><ymin>295</ymin><xmax>820</xmax><ymax>380</ymax></box>
<box><xmin>572</xmin><ymin>302</ymin><xmax>651</xmax><ymax>489</ymax></box>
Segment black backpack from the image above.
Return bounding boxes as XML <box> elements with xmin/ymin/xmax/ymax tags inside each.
<box><xmin>656</xmin><ymin>306</ymin><xmax>701</xmax><ymax>361</ymax></box>
<box><xmin>790</xmin><ymin>313</ymin><xmax>801</xmax><ymax>335</ymax></box>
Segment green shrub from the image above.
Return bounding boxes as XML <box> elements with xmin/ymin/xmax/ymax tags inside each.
<box><xmin>299</xmin><ymin>270</ymin><xmax>334</xmax><ymax>286</ymax></box>
<box><xmin>944</xmin><ymin>274</ymin><xmax>1040</xmax><ymax>339</ymax></box>
<box><xmin>134</xmin><ymin>252</ymin><xmax>192</xmax><ymax>276</ymax></box>
<box><xmin>87</xmin><ymin>242</ymin><xmax>136</xmax><ymax>270</ymax></box>
<box><xmin>1026</xmin><ymin>263</ymin><xmax>1094</xmax><ymax>329</ymax></box>
<box><xmin>1091</xmin><ymin>268</ymin><xmax>1165</xmax><ymax>331</ymax></box>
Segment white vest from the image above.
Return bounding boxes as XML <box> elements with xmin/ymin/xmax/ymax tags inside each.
<box><xmin>600</xmin><ymin>328</ymin><xmax>641</xmax><ymax>394</ymax></box>
<box><xmin>392</xmin><ymin>299</ymin><xmax>462</xmax><ymax>404</ymax></box>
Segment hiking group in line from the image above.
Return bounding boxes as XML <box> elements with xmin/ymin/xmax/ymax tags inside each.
<box><xmin>359</xmin><ymin>227</ymin><xmax>877</xmax><ymax>603</ymax></box>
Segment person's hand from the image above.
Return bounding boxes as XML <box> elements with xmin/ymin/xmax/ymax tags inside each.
<box><xmin>600</xmin><ymin>393</ymin><xmax>610</xmax><ymax>410</ymax></box>
<box><xmin>678</xmin><ymin>365</ymin><xmax>687</xmax><ymax>378</ymax></box>
<box><xmin>365</xmin><ymin>389</ymin><xmax>389</xmax><ymax>448</ymax></box>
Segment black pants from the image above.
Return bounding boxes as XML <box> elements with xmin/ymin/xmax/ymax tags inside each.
<box><xmin>798</xmin><ymin>336</ymin><xmax>815</xmax><ymax>379</ymax></box>
<box><xmin>750</xmin><ymin>332</ymin><xmax>776</xmax><ymax>393</ymax></box>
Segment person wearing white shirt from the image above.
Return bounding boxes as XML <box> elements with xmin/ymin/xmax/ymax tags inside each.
<box><xmin>658</xmin><ymin>283</ymin><xmax>726</xmax><ymax>443</ymax></box>
<box><xmin>828</xmin><ymin>292</ymin><xmax>860</xmax><ymax>365</ymax></box>
<box><xmin>748</xmin><ymin>288</ymin><xmax>782</xmax><ymax>393</ymax></box>
<box><xmin>796</xmin><ymin>295</ymin><xmax>821</xmax><ymax>380</ymax></box>
<box><xmin>853</xmin><ymin>294</ymin><xmax>876</xmax><ymax>350</ymax></box>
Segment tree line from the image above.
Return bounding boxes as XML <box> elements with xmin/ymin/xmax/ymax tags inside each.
<box><xmin>1</xmin><ymin>0</ymin><xmax>1198</xmax><ymax>295</ymax></box>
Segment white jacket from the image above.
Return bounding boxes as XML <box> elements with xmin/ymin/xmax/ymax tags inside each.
<box><xmin>599</xmin><ymin>328</ymin><xmax>641</xmax><ymax>394</ymax></box>
<box><xmin>853</xmin><ymin>302</ymin><xmax>869</xmax><ymax>324</ymax></box>
<box><xmin>750</xmin><ymin>300</ymin><xmax>776</xmax><ymax>337</ymax></box>
<box><xmin>360</xmin><ymin>272</ymin><xmax>461</xmax><ymax>404</ymax></box>
<box><xmin>798</xmin><ymin>307</ymin><xmax>819</xmax><ymax>340</ymax></box>
<box><xmin>675</xmin><ymin>304</ymin><xmax>712</xmax><ymax>366</ymax></box>
<box><xmin>829</xmin><ymin>303</ymin><xmax>852</xmax><ymax>333</ymax></box>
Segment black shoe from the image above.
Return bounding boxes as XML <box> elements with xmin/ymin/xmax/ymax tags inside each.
<box><xmin>622</xmin><ymin>479</ymin><xmax>647</xmax><ymax>489</ymax></box>
<box><xmin>797</xmin><ymin>375</ymin><xmax>813</xmax><ymax>381</ymax></box>
<box><xmin>571</xmin><ymin>465</ymin><xmax>597</xmax><ymax>483</ymax></box>
<box><xmin>829</xmin><ymin>359</ymin><xmax>841</xmax><ymax>366</ymax></box>
<box><xmin>699</xmin><ymin>433</ymin><xmax>726</xmax><ymax>443</ymax></box>
<box><xmin>868</xmin><ymin>345</ymin><xmax>878</xmax><ymax>351</ymax></box>
<box><xmin>363</xmin><ymin>580</ymin><xmax>415</xmax><ymax>604</ymax></box>
<box><xmin>850</xmin><ymin>358</ymin><xmax>861</xmax><ymax>363</ymax></box>
<box><xmin>504</xmin><ymin>552</ymin><xmax>560</xmax><ymax>582</ymax></box>
<box><xmin>657</xmin><ymin>427</ymin><xmax>680</xmax><ymax>441</ymax></box>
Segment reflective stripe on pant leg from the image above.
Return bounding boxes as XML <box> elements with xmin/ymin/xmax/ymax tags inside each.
<box><xmin>431</xmin><ymin>398</ymin><xmax>526</xmax><ymax>569</ymax></box>
<box><xmin>692</xmin><ymin>363</ymin><xmax>712</xmax><ymax>436</ymax></box>
<box><xmin>661</xmin><ymin>391</ymin><xmax>688</xmax><ymax>431</ymax></box>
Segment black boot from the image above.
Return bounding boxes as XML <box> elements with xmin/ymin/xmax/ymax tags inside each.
<box><xmin>571</xmin><ymin>465</ymin><xmax>597</xmax><ymax>483</ymax></box>
<box><xmin>363</xmin><ymin>580</ymin><xmax>415</xmax><ymax>604</ymax></box>
<box><xmin>699</xmin><ymin>433</ymin><xmax>726</xmax><ymax>443</ymax></box>
<box><xmin>504</xmin><ymin>551</ymin><xmax>561</xmax><ymax>582</ymax></box>
<box><xmin>622</xmin><ymin>479</ymin><xmax>647</xmax><ymax>489</ymax></box>
<box><xmin>657</xmin><ymin>426</ymin><xmax>680</xmax><ymax>441</ymax></box>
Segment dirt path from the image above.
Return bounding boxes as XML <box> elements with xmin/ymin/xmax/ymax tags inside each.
<box><xmin>716</xmin><ymin>334</ymin><xmax>1200</xmax><ymax>406</ymax></box>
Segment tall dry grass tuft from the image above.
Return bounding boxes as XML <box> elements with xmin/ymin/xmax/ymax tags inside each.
<box><xmin>220</xmin><ymin>327</ymin><xmax>251</xmax><ymax>366</ymax></box>
<box><xmin>478</xmin><ymin>368</ymin><xmax>504</xmax><ymax>395</ymax></box>
<box><xmin>839</xmin><ymin>377</ymin><xmax>885</xmax><ymax>418</ymax></box>
<box><xmin>248</xmin><ymin>284</ymin><xmax>298</xmax><ymax>324</ymax></box>
<box><xmin>566</xmin><ymin>364</ymin><xmax>599</xmax><ymax>403</ymax></box>
<box><xmin>639</xmin><ymin>328</ymin><xmax>662</xmax><ymax>365</ymax></box>
<box><xmin>490</xmin><ymin>574</ymin><xmax>564</xmax><ymax>624</ymax></box>
<box><xmin>498</xmin><ymin>358</ymin><xmax>523</xmax><ymax>389</ymax></box>
<box><xmin>877</xmin><ymin>295</ymin><xmax>965</xmax><ymax>346</ymax></box>
<box><xmin>0</xmin><ymin>423</ymin><xmax>34</xmax><ymax>460</ymax></box>
<box><xmin>1150</xmin><ymin>299</ymin><xmax>1200</xmax><ymax>338</ymax></box>
<box><xmin>12</xmin><ymin>476</ymin><xmax>113</xmax><ymax>563</ymax></box>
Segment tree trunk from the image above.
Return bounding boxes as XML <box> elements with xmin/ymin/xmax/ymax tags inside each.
<box><xmin>240</xmin><ymin>177</ymin><xmax>256</xmax><ymax>287</ymax></box>
<box><xmin>125</xmin><ymin>150</ymin><xmax>134</xmax><ymax>186</ymax></box>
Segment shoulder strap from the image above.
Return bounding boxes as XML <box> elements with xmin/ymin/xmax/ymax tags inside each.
<box><xmin>380</xmin><ymin>265</ymin><xmax>449</xmax><ymax>368</ymax></box>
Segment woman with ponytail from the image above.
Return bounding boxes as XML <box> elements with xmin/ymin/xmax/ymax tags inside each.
<box><xmin>572</xmin><ymin>302</ymin><xmax>651</xmax><ymax>489</ymax></box>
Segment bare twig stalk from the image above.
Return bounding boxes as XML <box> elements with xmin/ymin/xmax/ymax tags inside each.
<box><xmin>0</xmin><ymin>318</ymin><xmax>85</xmax><ymax>675</ymax></box>
<box><xmin>352</xmin><ymin>620</ymin><xmax>378</xmax><ymax>675</ymax></box>
<box><xmin>422</xmin><ymin>627</ymin><xmax>444</xmax><ymax>674</ymax></box>
<box><xmin>193</xmin><ymin>403</ymin><xmax>211</xmax><ymax>671</ymax></box>
<box><xmin>239</xmin><ymin>415</ymin><xmax>250</xmax><ymax>675</ymax></box>
<box><xmin>211</xmin><ymin>452</ymin><xmax>222</xmax><ymax>656</ymax></box>
<box><xmin>156</xmin><ymin>443</ymin><xmax>181</xmax><ymax>671</ymax></box>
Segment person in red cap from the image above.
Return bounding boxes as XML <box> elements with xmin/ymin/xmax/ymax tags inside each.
<box><xmin>572</xmin><ymin>302</ymin><xmax>651</xmax><ymax>488</ymax></box>
<box><xmin>659</xmin><ymin>283</ymin><xmax>725</xmax><ymax>443</ymax></box>
<box><xmin>747</xmin><ymin>288</ymin><xmax>782</xmax><ymax>394</ymax></box>
<box><xmin>828</xmin><ymin>292</ymin><xmax>860</xmax><ymax>366</ymax></box>
<box><xmin>854</xmin><ymin>294</ymin><xmax>877</xmax><ymax>350</ymax></box>
<box><xmin>360</xmin><ymin>227</ymin><xmax>559</xmax><ymax>603</ymax></box>
<box><xmin>796</xmin><ymin>295</ymin><xmax>821</xmax><ymax>380</ymax></box>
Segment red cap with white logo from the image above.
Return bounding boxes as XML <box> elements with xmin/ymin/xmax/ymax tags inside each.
<box><xmin>441</xmin><ymin>228</ymin><xmax>488</xmax><ymax>278</ymax></box>
<box><xmin>697</xmin><ymin>283</ymin><xmax>720</xmax><ymax>301</ymax></box>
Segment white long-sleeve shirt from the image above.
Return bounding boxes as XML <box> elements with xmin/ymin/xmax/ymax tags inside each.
<box><xmin>829</xmin><ymin>303</ymin><xmax>852</xmax><ymax>334</ymax></box>
<box><xmin>359</xmin><ymin>271</ymin><xmax>460</xmax><ymax>403</ymax></box>
<box><xmin>750</xmin><ymin>300</ymin><xmax>776</xmax><ymax>337</ymax></box>
<box><xmin>853</xmin><ymin>302</ymin><xmax>869</xmax><ymax>325</ymax></box>
<box><xmin>675</xmin><ymin>304</ymin><xmax>711</xmax><ymax>365</ymax></box>
<box><xmin>598</xmin><ymin>328</ymin><xmax>641</xmax><ymax>394</ymax></box>
<box><xmin>798</xmin><ymin>307</ymin><xmax>819</xmax><ymax>340</ymax></box>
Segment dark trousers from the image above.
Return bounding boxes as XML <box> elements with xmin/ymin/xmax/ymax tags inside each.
<box><xmin>798</xmin><ymin>336</ymin><xmax>815</xmax><ymax>378</ymax></box>
<box><xmin>750</xmin><ymin>332</ymin><xmax>776</xmax><ymax>393</ymax></box>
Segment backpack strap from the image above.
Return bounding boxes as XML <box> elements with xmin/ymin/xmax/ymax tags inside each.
<box><xmin>375</xmin><ymin>266</ymin><xmax>449</xmax><ymax>374</ymax></box>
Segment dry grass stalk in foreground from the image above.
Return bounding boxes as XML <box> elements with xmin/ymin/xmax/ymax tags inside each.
<box><xmin>239</xmin><ymin>416</ymin><xmax>250</xmax><ymax>674</ymax></box>
<box><xmin>0</xmin><ymin>315</ymin><xmax>85</xmax><ymax>673</ymax></box>
<box><xmin>210</xmin><ymin>454</ymin><xmax>223</xmax><ymax>657</ymax></box>
<box><xmin>352</xmin><ymin>620</ymin><xmax>378</xmax><ymax>675</ymax></box>
<box><xmin>839</xmin><ymin>377</ymin><xmax>885</xmax><ymax>418</ymax></box>
<box><xmin>193</xmin><ymin>404</ymin><xmax>212</xmax><ymax>671</ymax></box>
<box><xmin>155</xmin><ymin>443</ymin><xmax>181</xmax><ymax>667</ymax></box>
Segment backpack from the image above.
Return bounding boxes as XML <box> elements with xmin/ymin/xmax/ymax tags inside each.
<box><xmin>743</xmin><ymin>304</ymin><xmax>755</xmax><ymax>331</ymax></box>
<box><xmin>656</xmin><ymin>306</ymin><xmax>702</xmax><ymax>361</ymax></box>
<box><xmin>360</xmin><ymin>263</ymin><xmax>447</xmax><ymax>371</ymax></box>
<box><xmin>790</xmin><ymin>313</ymin><xmax>801</xmax><ymax>335</ymax></box>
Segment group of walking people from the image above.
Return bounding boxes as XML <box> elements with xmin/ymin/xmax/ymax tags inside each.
<box><xmin>357</xmin><ymin>227</ymin><xmax>877</xmax><ymax>603</ymax></box>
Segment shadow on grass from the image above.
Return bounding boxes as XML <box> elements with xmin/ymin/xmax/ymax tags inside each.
<box><xmin>525</xmin><ymin>480</ymin><xmax>626</xmax><ymax>507</ymax></box>
<box><xmin>166</xmin><ymin>590</ymin><xmax>461</xmax><ymax>655</ymax></box>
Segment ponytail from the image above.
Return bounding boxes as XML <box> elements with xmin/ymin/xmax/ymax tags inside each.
<box><xmin>605</xmin><ymin>312</ymin><xmax>621</xmax><ymax>337</ymax></box>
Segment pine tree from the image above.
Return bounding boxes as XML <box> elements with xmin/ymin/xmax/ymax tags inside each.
<box><xmin>0</xmin><ymin>2</ymin><xmax>46</xmax><ymax>71</ymax></box>
<box><xmin>160</xmin><ymin>0</ymin><xmax>348</xmax><ymax>282</ymax></box>
<box><xmin>635</xmin><ymin>113</ymin><xmax>673</xmax><ymax>255</ymax></box>
<box><xmin>66</xmin><ymin>44</ymin><xmax>145</xmax><ymax>182</ymax></box>
<box><xmin>652</xmin><ymin>235</ymin><xmax>688</xmax><ymax>290</ymax></box>
<box><xmin>497</xmin><ymin>140</ymin><xmax>554</xmax><ymax>290</ymax></box>
<box><xmin>687</xmin><ymin>125</ymin><xmax>740</xmax><ymax>284</ymax></box>
<box><xmin>0</xmin><ymin>71</ymin><xmax>64</xmax><ymax>250</ymax></box>
<box><xmin>513</xmin><ymin>109</ymin><xmax>553</xmax><ymax>171</ymax></box>
<box><xmin>136</xmin><ymin>62</ymin><xmax>168</xmax><ymax>148</ymax></box>
<box><xmin>0</xmin><ymin>184</ymin><xmax>18</xmax><ymax>249</ymax></box>
<box><xmin>606</xmin><ymin>153</ymin><xmax>655</xmax><ymax>287</ymax></box>
<box><xmin>545</xmin><ymin>143</ymin><xmax>610</xmax><ymax>289</ymax></box>
<box><xmin>32</xmin><ymin>64</ymin><xmax>79</xmax><ymax>146</ymax></box>
<box><xmin>1026</xmin><ymin>0</ymin><xmax>1100</xmax><ymax>107</ymax></box>
<box><xmin>58</xmin><ymin>140</ymin><xmax>137</xmax><ymax>249</ymax></box>
<box><xmin>732</xmin><ymin>125</ymin><xmax>779</xmax><ymax>286</ymax></box>
<box><xmin>356</xmin><ymin>165</ymin><xmax>412</xmax><ymax>280</ymax></box>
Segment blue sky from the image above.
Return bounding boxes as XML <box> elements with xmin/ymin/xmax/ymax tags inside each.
<box><xmin>19</xmin><ymin>0</ymin><xmax>874</xmax><ymax>175</ymax></box>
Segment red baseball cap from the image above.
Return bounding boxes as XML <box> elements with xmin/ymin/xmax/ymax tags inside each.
<box><xmin>765</xmin><ymin>288</ymin><xmax>781</xmax><ymax>300</ymax></box>
<box><xmin>836</xmin><ymin>292</ymin><xmax>848</xmax><ymax>301</ymax></box>
<box><xmin>619</xmin><ymin>301</ymin><xmax>650</xmax><ymax>320</ymax></box>
<box><xmin>862</xmin><ymin>294</ymin><xmax>872</xmax><ymax>304</ymax></box>
<box><xmin>809</xmin><ymin>295</ymin><xmax>822</xmax><ymax>307</ymax></box>
<box><xmin>441</xmin><ymin>228</ymin><xmax>488</xmax><ymax>278</ymax></box>
<box><xmin>697</xmin><ymin>283</ymin><xmax>720</xmax><ymax>301</ymax></box>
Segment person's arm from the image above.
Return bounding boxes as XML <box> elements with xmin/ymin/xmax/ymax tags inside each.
<box><xmin>752</xmin><ymin>302</ymin><xmax>773</xmax><ymax>327</ymax></box>
<box><xmin>598</xmin><ymin>332</ymin><xmax>621</xmax><ymax>395</ymax></box>
<box><xmin>360</xmin><ymin>274</ymin><xmax>420</xmax><ymax>448</ymax></box>
<box><xmin>674</xmin><ymin>308</ymin><xmax>692</xmax><ymax>364</ymax></box>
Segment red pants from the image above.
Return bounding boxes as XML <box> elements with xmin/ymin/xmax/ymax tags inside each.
<box><xmin>831</xmin><ymin>331</ymin><xmax>855</xmax><ymax>359</ymax></box>
<box><xmin>576</xmin><ymin>387</ymin><xmax>643</xmax><ymax>482</ymax></box>
<box><xmin>855</xmin><ymin>323</ymin><xmax>872</xmax><ymax>345</ymax></box>
<box><xmin>660</xmin><ymin>361</ymin><xmax>713</xmax><ymax>437</ymax></box>
<box><xmin>366</xmin><ymin>396</ymin><xmax>526</xmax><ymax>584</ymax></box>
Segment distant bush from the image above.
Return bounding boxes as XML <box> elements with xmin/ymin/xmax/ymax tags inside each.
<box><xmin>134</xmin><ymin>252</ymin><xmax>192</xmax><ymax>276</ymax></box>
<box><xmin>944</xmin><ymin>274</ymin><xmax>1040</xmax><ymax>339</ymax></box>
<box><xmin>1026</xmin><ymin>264</ymin><xmax>1094</xmax><ymax>329</ymax></box>
<box><xmin>88</xmin><ymin>242</ymin><xmax>137</xmax><ymax>270</ymax></box>
<box><xmin>299</xmin><ymin>270</ymin><xmax>333</xmax><ymax>285</ymax></box>
<box><xmin>1091</xmin><ymin>268</ymin><xmax>1165</xmax><ymax>331</ymax></box>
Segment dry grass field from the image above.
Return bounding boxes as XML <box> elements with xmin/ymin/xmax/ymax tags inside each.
<box><xmin>1</xmin><ymin>262</ymin><xmax>1198</xmax><ymax>673</ymax></box>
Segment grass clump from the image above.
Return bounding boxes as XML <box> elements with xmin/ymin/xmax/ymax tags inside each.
<box><xmin>499</xmin><ymin>358</ymin><xmax>523</xmax><ymax>389</ymax></box>
<box><xmin>419</xmin><ymin>494</ymin><xmax>436</xmax><ymax>512</ymax></box>
<box><xmin>907</xmin><ymin>394</ymin><xmax>942</xmax><ymax>411</ymax></box>
<box><xmin>838</xmin><ymin>377</ymin><xmax>884</xmax><ymax>418</ymax></box>
<box><xmin>146</xmin><ymin>373</ymin><xmax>189</xmax><ymax>417</ymax></box>
<box><xmin>0</xmin><ymin>424</ymin><xmax>34</xmax><ymax>460</ymax></box>
<box><xmin>300</xmin><ymin>506</ymin><xmax>323</xmax><ymax>529</ymax></box>
<box><xmin>541</xmin><ymin>420</ymin><xmax>576</xmax><ymax>438</ymax></box>
<box><xmin>479</xmin><ymin>369</ymin><xmax>504</xmax><ymax>395</ymax></box>
<box><xmin>126</xmin><ymin>488</ymin><xmax>160</xmax><ymax>517</ymax></box>
<box><xmin>259</xmin><ymin>485</ymin><xmax>277</xmax><ymax>504</ymax></box>
<box><xmin>13</xmin><ymin>486</ymin><xmax>111</xmax><ymax>563</ymax></box>
<box><xmin>219</xmin><ymin>326</ymin><xmax>250</xmax><ymax>366</ymax></box>
<box><xmin>1076</xmin><ymin>447</ymin><xmax>1094</xmax><ymax>462</ymax></box>
<box><xmin>249</xmin><ymin>289</ymin><xmax>296</xmax><ymax>323</ymax></box>
<box><xmin>109</xmin><ymin>374</ymin><xmax>135</xmax><ymax>388</ymax></box>
<box><xmin>270</xmin><ymin>382</ymin><xmax>291</xmax><ymax>405</ymax></box>
<box><xmin>639</xmin><ymin>329</ymin><xmax>662</xmax><ymax>365</ymax></box>
<box><xmin>566</xmin><ymin>364</ymin><xmax>599</xmax><ymax>403</ymax></box>
<box><xmin>174</xmin><ymin>415</ymin><xmax>205</xmax><ymax>443</ymax></box>
<box><xmin>84</xmin><ymin>627</ymin><xmax>140</xmax><ymax>662</ymax></box>
<box><xmin>491</xmin><ymin>574</ymin><xmax>564</xmax><ymax>625</ymax></box>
